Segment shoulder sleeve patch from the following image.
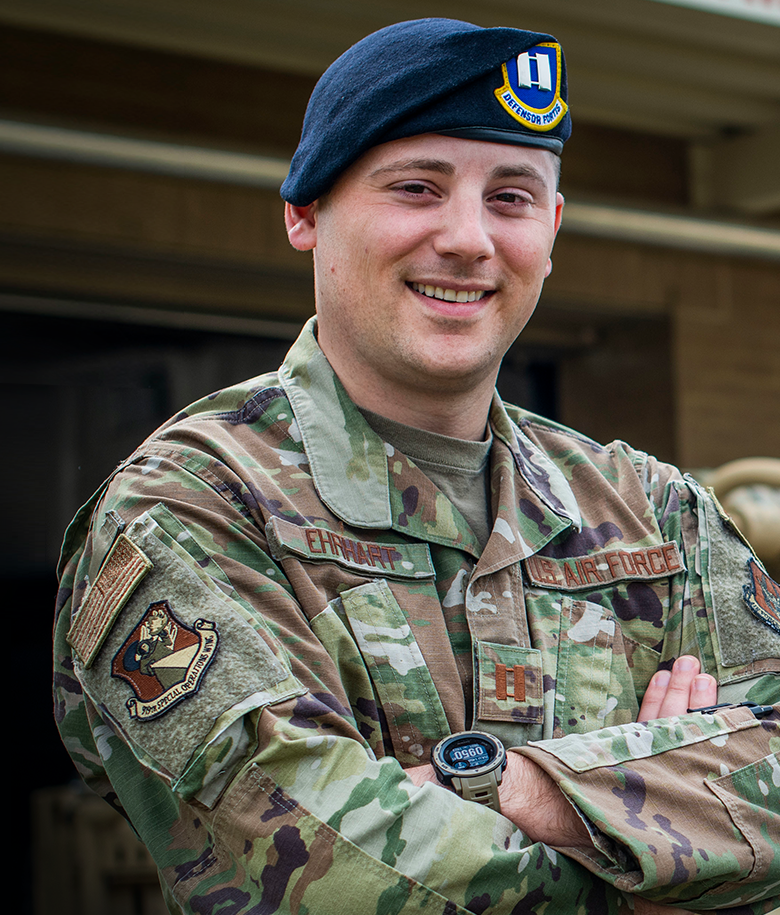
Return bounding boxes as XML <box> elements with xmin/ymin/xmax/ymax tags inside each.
<box><xmin>744</xmin><ymin>558</ymin><xmax>780</xmax><ymax>635</ymax></box>
<box><xmin>68</xmin><ymin>533</ymin><xmax>152</xmax><ymax>668</ymax></box>
<box><xmin>702</xmin><ymin>494</ymin><xmax>780</xmax><ymax>673</ymax></box>
<box><xmin>75</xmin><ymin>513</ymin><xmax>305</xmax><ymax>782</ymax></box>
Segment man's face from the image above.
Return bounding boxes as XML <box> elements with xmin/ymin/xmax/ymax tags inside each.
<box><xmin>286</xmin><ymin>133</ymin><xmax>563</xmax><ymax>407</ymax></box>
<box><xmin>147</xmin><ymin>611</ymin><xmax>166</xmax><ymax>635</ymax></box>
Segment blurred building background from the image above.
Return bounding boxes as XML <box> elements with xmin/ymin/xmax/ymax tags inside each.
<box><xmin>1</xmin><ymin>0</ymin><xmax>778</xmax><ymax>911</ymax></box>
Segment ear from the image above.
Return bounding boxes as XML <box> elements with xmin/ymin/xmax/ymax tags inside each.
<box><xmin>285</xmin><ymin>201</ymin><xmax>319</xmax><ymax>251</ymax></box>
<box><xmin>544</xmin><ymin>192</ymin><xmax>565</xmax><ymax>278</ymax></box>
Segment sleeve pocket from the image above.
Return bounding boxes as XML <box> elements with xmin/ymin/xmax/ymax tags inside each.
<box><xmin>706</xmin><ymin>754</ymin><xmax>780</xmax><ymax>883</ymax></box>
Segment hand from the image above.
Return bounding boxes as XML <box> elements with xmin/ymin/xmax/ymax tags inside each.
<box><xmin>406</xmin><ymin>754</ymin><xmax>592</xmax><ymax>847</ymax></box>
<box><xmin>638</xmin><ymin>655</ymin><xmax>718</xmax><ymax>723</ymax></box>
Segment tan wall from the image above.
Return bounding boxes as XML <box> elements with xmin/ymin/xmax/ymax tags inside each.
<box><xmin>555</xmin><ymin>314</ymin><xmax>675</xmax><ymax>463</ymax></box>
<box><xmin>673</xmin><ymin>254</ymin><xmax>780</xmax><ymax>468</ymax></box>
<box><xmin>541</xmin><ymin>235</ymin><xmax>780</xmax><ymax>468</ymax></box>
<box><xmin>0</xmin><ymin>154</ymin><xmax>314</xmax><ymax>319</ymax></box>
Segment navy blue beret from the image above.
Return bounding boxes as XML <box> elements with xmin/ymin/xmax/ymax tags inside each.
<box><xmin>281</xmin><ymin>18</ymin><xmax>571</xmax><ymax>206</ymax></box>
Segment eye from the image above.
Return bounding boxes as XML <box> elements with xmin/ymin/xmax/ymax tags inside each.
<box><xmin>490</xmin><ymin>190</ymin><xmax>533</xmax><ymax>207</ymax></box>
<box><xmin>390</xmin><ymin>180</ymin><xmax>441</xmax><ymax>200</ymax></box>
<box><xmin>394</xmin><ymin>182</ymin><xmax>431</xmax><ymax>196</ymax></box>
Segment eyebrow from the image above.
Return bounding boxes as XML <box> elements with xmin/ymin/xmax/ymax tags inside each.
<box><xmin>368</xmin><ymin>158</ymin><xmax>456</xmax><ymax>178</ymax></box>
<box><xmin>368</xmin><ymin>158</ymin><xmax>549</xmax><ymax>189</ymax></box>
<box><xmin>489</xmin><ymin>164</ymin><xmax>548</xmax><ymax>188</ymax></box>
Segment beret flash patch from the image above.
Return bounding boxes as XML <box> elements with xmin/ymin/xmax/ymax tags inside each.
<box><xmin>111</xmin><ymin>599</ymin><xmax>219</xmax><ymax>720</ymax></box>
<box><xmin>494</xmin><ymin>42</ymin><xmax>568</xmax><ymax>132</ymax></box>
<box><xmin>744</xmin><ymin>558</ymin><xmax>780</xmax><ymax>635</ymax></box>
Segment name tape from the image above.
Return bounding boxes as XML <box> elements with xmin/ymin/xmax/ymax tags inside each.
<box><xmin>266</xmin><ymin>517</ymin><xmax>435</xmax><ymax>579</ymax></box>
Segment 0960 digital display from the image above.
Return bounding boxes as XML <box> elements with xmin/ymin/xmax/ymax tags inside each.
<box><xmin>445</xmin><ymin>739</ymin><xmax>491</xmax><ymax>770</ymax></box>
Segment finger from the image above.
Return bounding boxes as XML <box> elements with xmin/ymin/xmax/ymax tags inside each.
<box><xmin>656</xmin><ymin>655</ymin><xmax>701</xmax><ymax>718</ymax></box>
<box><xmin>688</xmin><ymin>673</ymin><xmax>718</xmax><ymax>711</ymax></box>
<box><xmin>638</xmin><ymin>669</ymin><xmax>671</xmax><ymax>722</ymax></box>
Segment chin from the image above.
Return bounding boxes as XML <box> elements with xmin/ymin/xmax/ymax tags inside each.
<box><xmin>426</xmin><ymin>344</ymin><xmax>499</xmax><ymax>375</ymax></box>
<box><xmin>411</xmin><ymin>359</ymin><xmax>496</xmax><ymax>392</ymax></box>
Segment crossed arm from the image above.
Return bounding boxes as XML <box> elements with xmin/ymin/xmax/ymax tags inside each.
<box><xmin>408</xmin><ymin>655</ymin><xmax>718</xmax><ymax>915</ymax></box>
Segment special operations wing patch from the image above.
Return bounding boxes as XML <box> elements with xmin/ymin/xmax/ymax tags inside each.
<box><xmin>111</xmin><ymin>599</ymin><xmax>219</xmax><ymax>720</ymax></box>
<box><xmin>494</xmin><ymin>43</ymin><xmax>568</xmax><ymax>132</ymax></box>
<box><xmin>744</xmin><ymin>558</ymin><xmax>780</xmax><ymax>635</ymax></box>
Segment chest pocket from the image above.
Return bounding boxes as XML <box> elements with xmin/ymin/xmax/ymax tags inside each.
<box><xmin>338</xmin><ymin>579</ymin><xmax>450</xmax><ymax>766</ymax></box>
<box><xmin>553</xmin><ymin>597</ymin><xmax>660</xmax><ymax>738</ymax></box>
<box><xmin>473</xmin><ymin>641</ymin><xmax>545</xmax><ymax>748</ymax></box>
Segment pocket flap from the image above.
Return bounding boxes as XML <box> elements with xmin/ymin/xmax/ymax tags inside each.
<box><xmin>475</xmin><ymin>641</ymin><xmax>544</xmax><ymax>726</ymax></box>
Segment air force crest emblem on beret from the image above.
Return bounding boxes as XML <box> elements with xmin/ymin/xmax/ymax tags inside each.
<box><xmin>494</xmin><ymin>42</ymin><xmax>567</xmax><ymax>132</ymax></box>
<box><xmin>112</xmin><ymin>599</ymin><xmax>219</xmax><ymax>720</ymax></box>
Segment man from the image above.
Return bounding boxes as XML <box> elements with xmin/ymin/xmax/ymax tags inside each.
<box><xmin>54</xmin><ymin>19</ymin><xmax>780</xmax><ymax>915</ymax></box>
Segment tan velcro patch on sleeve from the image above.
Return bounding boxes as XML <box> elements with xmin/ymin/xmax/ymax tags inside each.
<box><xmin>68</xmin><ymin>534</ymin><xmax>152</xmax><ymax>668</ymax></box>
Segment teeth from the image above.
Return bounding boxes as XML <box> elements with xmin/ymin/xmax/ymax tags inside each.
<box><xmin>411</xmin><ymin>282</ymin><xmax>486</xmax><ymax>303</ymax></box>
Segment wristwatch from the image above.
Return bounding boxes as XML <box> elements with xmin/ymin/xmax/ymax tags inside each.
<box><xmin>431</xmin><ymin>731</ymin><xmax>507</xmax><ymax>811</ymax></box>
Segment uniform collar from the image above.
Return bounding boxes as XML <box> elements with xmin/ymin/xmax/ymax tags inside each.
<box><xmin>279</xmin><ymin>318</ymin><xmax>392</xmax><ymax>528</ymax></box>
<box><xmin>490</xmin><ymin>395</ymin><xmax>582</xmax><ymax>533</ymax></box>
<box><xmin>279</xmin><ymin>318</ymin><xmax>581</xmax><ymax>538</ymax></box>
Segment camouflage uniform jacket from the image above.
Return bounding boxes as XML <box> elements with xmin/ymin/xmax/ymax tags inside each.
<box><xmin>54</xmin><ymin>318</ymin><xmax>780</xmax><ymax>914</ymax></box>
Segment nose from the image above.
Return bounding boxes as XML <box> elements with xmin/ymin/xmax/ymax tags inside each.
<box><xmin>432</xmin><ymin>194</ymin><xmax>495</xmax><ymax>262</ymax></box>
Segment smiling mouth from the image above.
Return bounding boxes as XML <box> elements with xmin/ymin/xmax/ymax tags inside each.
<box><xmin>410</xmin><ymin>282</ymin><xmax>489</xmax><ymax>303</ymax></box>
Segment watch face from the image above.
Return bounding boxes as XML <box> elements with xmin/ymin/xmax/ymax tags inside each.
<box><xmin>441</xmin><ymin>734</ymin><xmax>496</xmax><ymax>771</ymax></box>
<box><xmin>432</xmin><ymin>732</ymin><xmax>507</xmax><ymax>804</ymax></box>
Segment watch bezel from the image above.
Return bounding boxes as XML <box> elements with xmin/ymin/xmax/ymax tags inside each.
<box><xmin>431</xmin><ymin>731</ymin><xmax>507</xmax><ymax>786</ymax></box>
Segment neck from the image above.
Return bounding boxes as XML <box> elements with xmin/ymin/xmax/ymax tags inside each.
<box><xmin>334</xmin><ymin>364</ymin><xmax>494</xmax><ymax>441</ymax></box>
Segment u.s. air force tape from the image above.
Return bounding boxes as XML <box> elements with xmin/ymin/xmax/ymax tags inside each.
<box><xmin>524</xmin><ymin>542</ymin><xmax>684</xmax><ymax>591</ymax></box>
